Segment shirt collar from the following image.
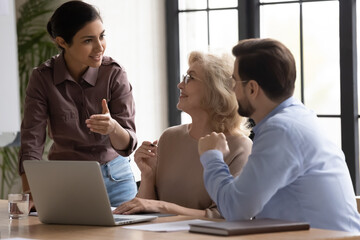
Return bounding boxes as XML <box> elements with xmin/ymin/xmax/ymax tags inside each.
<box><xmin>253</xmin><ymin>96</ymin><xmax>298</xmax><ymax>135</ymax></box>
<box><xmin>54</xmin><ymin>52</ymin><xmax>99</xmax><ymax>86</ymax></box>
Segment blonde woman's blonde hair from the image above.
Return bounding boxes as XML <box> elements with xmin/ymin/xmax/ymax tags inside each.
<box><xmin>188</xmin><ymin>51</ymin><xmax>250</xmax><ymax>136</ymax></box>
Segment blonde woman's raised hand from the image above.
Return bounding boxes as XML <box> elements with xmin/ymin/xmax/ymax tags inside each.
<box><xmin>134</xmin><ymin>140</ymin><xmax>158</xmax><ymax>178</ymax></box>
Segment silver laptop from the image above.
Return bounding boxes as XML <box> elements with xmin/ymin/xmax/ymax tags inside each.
<box><xmin>23</xmin><ymin>160</ymin><xmax>157</xmax><ymax>226</ymax></box>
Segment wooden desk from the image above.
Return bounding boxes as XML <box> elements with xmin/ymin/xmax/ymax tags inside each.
<box><xmin>0</xmin><ymin>200</ymin><xmax>359</xmax><ymax>240</ymax></box>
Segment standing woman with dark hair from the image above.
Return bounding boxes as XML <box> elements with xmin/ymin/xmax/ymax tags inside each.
<box><xmin>18</xmin><ymin>1</ymin><xmax>137</xmax><ymax>209</ymax></box>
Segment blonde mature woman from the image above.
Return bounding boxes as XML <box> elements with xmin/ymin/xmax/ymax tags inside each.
<box><xmin>114</xmin><ymin>51</ymin><xmax>252</xmax><ymax>218</ymax></box>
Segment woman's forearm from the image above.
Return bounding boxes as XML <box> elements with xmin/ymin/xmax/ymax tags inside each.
<box><xmin>159</xmin><ymin>201</ymin><xmax>206</xmax><ymax>218</ymax></box>
<box><xmin>137</xmin><ymin>175</ymin><xmax>157</xmax><ymax>199</ymax></box>
<box><xmin>109</xmin><ymin>122</ymin><xmax>131</xmax><ymax>150</ymax></box>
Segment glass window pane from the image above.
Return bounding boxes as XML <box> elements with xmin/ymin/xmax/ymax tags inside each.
<box><xmin>179</xmin><ymin>0</ymin><xmax>206</xmax><ymax>10</ymax></box>
<box><xmin>303</xmin><ymin>1</ymin><xmax>339</xmax><ymax>115</ymax></box>
<box><xmin>181</xmin><ymin>111</ymin><xmax>192</xmax><ymax>124</ymax></box>
<box><xmin>209</xmin><ymin>0</ymin><xmax>237</xmax><ymax>8</ymax></box>
<box><xmin>260</xmin><ymin>4</ymin><xmax>301</xmax><ymax>101</ymax></box>
<box><xmin>209</xmin><ymin>10</ymin><xmax>238</xmax><ymax>54</ymax></box>
<box><xmin>179</xmin><ymin>12</ymin><xmax>208</xmax><ymax>76</ymax></box>
<box><xmin>318</xmin><ymin>118</ymin><xmax>341</xmax><ymax>148</ymax></box>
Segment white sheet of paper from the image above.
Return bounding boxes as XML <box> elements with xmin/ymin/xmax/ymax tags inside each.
<box><xmin>122</xmin><ymin>219</ymin><xmax>213</xmax><ymax>232</ymax></box>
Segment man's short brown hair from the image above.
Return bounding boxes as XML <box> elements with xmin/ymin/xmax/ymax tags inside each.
<box><xmin>232</xmin><ymin>38</ymin><xmax>296</xmax><ymax>101</ymax></box>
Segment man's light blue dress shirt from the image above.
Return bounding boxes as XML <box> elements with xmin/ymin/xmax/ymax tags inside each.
<box><xmin>200</xmin><ymin>97</ymin><xmax>360</xmax><ymax>232</ymax></box>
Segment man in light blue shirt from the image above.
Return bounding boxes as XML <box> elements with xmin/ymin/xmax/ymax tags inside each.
<box><xmin>198</xmin><ymin>38</ymin><xmax>360</xmax><ymax>232</ymax></box>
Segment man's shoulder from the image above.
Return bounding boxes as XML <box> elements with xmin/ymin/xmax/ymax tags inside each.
<box><xmin>263</xmin><ymin>112</ymin><xmax>295</xmax><ymax>130</ymax></box>
<box><xmin>267</xmin><ymin>104</ymin><xmax>312</xmax><ymax>128</ymax></box>
<box><xmin>257</xmin><ymin>105</ymin><xmax>326</xmax><ymax>152</ymax></box>
<box><xmin>256</xmin><ymin>109</ymin><xmax>311</xmax><ymax>143</ymax></box>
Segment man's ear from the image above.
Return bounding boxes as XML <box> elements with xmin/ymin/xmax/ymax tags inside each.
<box><xmin>55</xmin><ymin>36</ymin><xmax>67</xmax><ymax>49</ymax></box>
<box><xmin>247</xmin><ymin>80</ymin><xmax>260</xmax><ymax>99</ymax></box>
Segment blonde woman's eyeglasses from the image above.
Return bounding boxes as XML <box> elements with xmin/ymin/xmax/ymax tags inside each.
<box><xmin>182</xmin><ymin>74</ymin><xmax>201</xmax><ymax>84</ymax></box>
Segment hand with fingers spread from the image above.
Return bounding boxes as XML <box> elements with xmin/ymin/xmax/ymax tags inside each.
<box><xmin>134</xmin><ymin>140</ymin><xmax>158</xmax><ymax>179</ymax></box>
<box><xmin>113</xmin><ymin>197</ymin><xmax>162</xmax><ymax>215</ymax></box>
<box><xmin>86</xmin><ymin>99</ymin><xmax>118</xmax><ymax>135</ymax></box>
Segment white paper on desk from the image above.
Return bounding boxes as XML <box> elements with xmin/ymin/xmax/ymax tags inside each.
<box><xmin>122</xmin><ymin>219</ymin><xmax>213</xmax><ymax>232</ymax></box>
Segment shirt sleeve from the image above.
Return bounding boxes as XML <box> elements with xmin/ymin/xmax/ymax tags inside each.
<box><xmin>108</xmin><ymin>68</ymin><xmax>137</xmax><ymax>156</ymax></box>
<box><xmin>18</xmin><ymin>69</ymin><xmax>48</xmax><ymax>174</ymax></box>
<box><xmin>200</xmin><ymin>126</ymin><xmax>301</xmax><ymax>221</ymax></box>
<box><xmin>204</xmin><ymin>136</ymin><xmax>253</xmax><ymax>219</ymax></box>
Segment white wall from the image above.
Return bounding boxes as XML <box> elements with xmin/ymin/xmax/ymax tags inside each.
<box><xmin>84</xmin><ymin>0</ymin><xmax>168</xmax><ymax>181</ymax></box>
<box><xmin>0</xmin><ymin>0</ymin><xmax>20</xmax><ymax>146</ymax></box>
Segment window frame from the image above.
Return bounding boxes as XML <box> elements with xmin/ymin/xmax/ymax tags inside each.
<box><xmin>339</xmin><ymin>0</ymin><xmax>359</xmax><ymax>193</ymax></box>
<box><xmin>165</xmin><ymin>0</ymin><xmax>359</xmax><ymax>193</ymax></box>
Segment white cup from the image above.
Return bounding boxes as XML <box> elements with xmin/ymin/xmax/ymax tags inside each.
<box><xmin>8</xmin><ymin>193</ymin><xmax>29</xmax><ymax>219</ymax></box>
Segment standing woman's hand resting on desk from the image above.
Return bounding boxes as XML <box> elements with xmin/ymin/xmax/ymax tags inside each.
<box><xmin>20</xmin><ymin>176</ymin><xmax>35</xmax><ymax>213</ymax></box>
<box><xmin>85</xmin><ymin>99</ymin><xmax>131</xmax><ymax>150</ymax></box>
<box><xmin>27</xmin><ymin>195</ymin><xmax>35</xmax><ymax>213</ymax></box>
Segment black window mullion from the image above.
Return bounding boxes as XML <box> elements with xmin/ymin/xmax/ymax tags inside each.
<box><xmin>261</xmin><ymin>0</ymin><xmax>338</xmax><ymax>5</ymax></box>
<box><xmin>238</xmin><ymin>0</ymin><xmax>260</xmax><ymax>40</ymax></box>
<box><xmin>166</xmin><ymin>0</ymin><xmax>181</xmax><ymax>126</ymax></box>
<box><xmin>299</xmin><ymin>2</ymin><xmax>305</xmax><ymax>104</ymax></box>
<box><xmin>339</xmin><ymin>0</ymin><xmax>359</xmax><ymax>193</ymax></box>
<box><xmin>207</xmin><ymin>0</ymin><xmax>211</xmax><ymax>46</ymax></box>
